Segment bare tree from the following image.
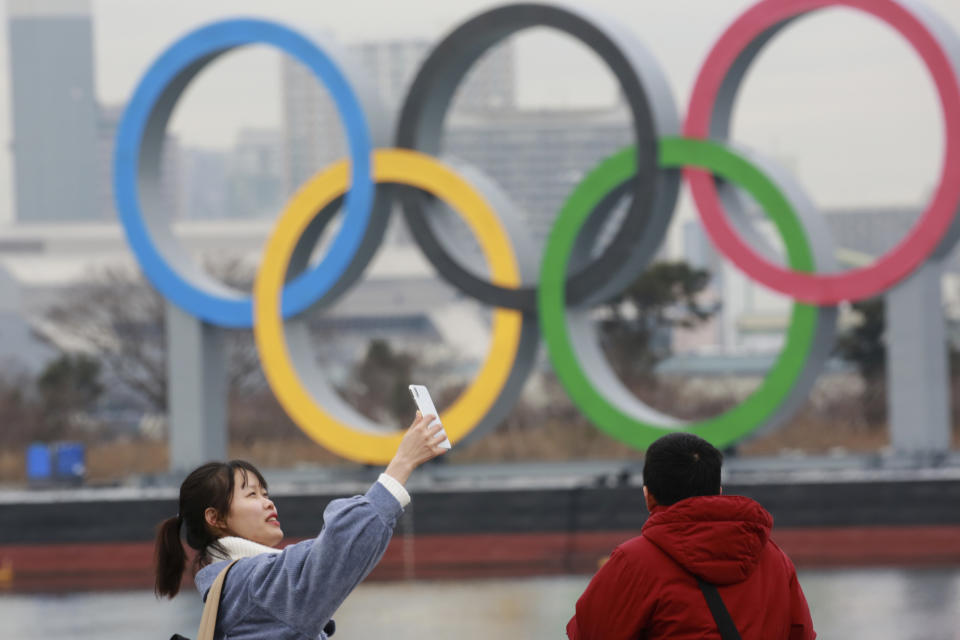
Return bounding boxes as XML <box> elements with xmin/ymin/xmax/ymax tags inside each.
<box><xmin>43</xmin><ymin>262</ymin><xmax>263</xmax><ymax>414</ymax></box>
<box><xmin>44</xmin><ymin>266</ymin><xmax>167</xmax><ymax>411</ymax></box>
<box><xmin>0</xmin><ymin>364</ymin><xmax>42</xmax><ymax>446</ymax></box>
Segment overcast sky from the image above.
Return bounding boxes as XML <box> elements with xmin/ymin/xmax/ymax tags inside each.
<box><xmin>2</xmin><ymin>0</ymin><xmax>960</xmax><ymax>225</ymax></box>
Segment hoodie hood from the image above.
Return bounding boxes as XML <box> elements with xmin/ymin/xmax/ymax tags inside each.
<box><xmin>642</xmin><ymin>495</ymin><xmax>772</xmax><ymax>585</ymax></box>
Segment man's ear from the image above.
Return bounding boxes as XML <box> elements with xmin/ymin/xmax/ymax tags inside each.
<box><xmin>643</xmin><ymin>486</ymin><xmax>658</xmax><ymax>512</ymax></box>
<box><xmin>719</xmin><ymin>486</ymin><xmax>723</xmax><ymax>495</ymax></box>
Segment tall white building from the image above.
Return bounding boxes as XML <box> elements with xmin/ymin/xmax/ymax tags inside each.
<box><xmin>7</xmin><ymin>0</ymin><xmax>99</xmax><ymax>222</ymax></box>
<box><xmin>280</xmin><ymin>36</ymin><xmax>642</xmax><ymax>255</ymax></box>
<box><xmin>672</xmin><ymin>207</ymin><xmax>960</xmax><ymax>356</ymax></box>
<box><xmin>281</xmin><ymin>38</ymin><xmax>517</xmax><ymax>195</ymax></box>
<box><xmin>443</xmin><ymin>106</ymin><xmax>631</xmax><ymax>252</ymax></box>
<box><xmin>224</xmin><ymin>129</ymin><xmax>284</xmax><ymax>219</ymax></box>
<box><xmin>97</xmin><ymin>104</ymin><xmax>183</xmax><ymax>222</ymax></box>
<box><xmin>180</xmin><ymin>148</ymin><xmax>228</xmax><ymax>221</ymax></box>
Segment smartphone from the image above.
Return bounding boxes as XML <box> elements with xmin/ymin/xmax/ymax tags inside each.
<box><xmin>408</xmin><ymin>384</ymin><xmax>452</xmax><ymax>449</ymax></box>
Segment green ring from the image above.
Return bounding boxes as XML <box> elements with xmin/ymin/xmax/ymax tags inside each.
<box><xmin>538</xmin><ymin>136</ymin><xmax>818</xmax><ymax>450</ymax></box>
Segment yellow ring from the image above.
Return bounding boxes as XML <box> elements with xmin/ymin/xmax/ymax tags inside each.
<box><xmin>253</xmin><ymin>148</ymin><xmax>523</xmax><ymax>463</ymax></box>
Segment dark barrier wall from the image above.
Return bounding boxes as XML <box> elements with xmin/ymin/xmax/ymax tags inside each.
<box><xmin>2</xmin><ymin>478</ymin><xmax>959</xmax><ymax>546</ymax></box>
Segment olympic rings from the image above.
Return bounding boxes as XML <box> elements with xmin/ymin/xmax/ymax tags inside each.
<box><xmin>115</xmin><ymin>1</ymin><xmax>960</xmax><ymax>461</ymax></box>
<box><xmin>539</xmin><ymin>138</ymin><xmax>837</xmax><ymax>450</ymax></box>
<box><xmin>254</xmin><ymin>149</ymin><xmax>538</xmax><ymax>463</ymax></box>
<box><xmin>686</xmin><ymin>0</ymin><xmax>960</xmax><ymax>304</ymax></box>
<box><xmin>114</xmin><ymin>19</ymin><xmax>383</xmax><ymax>328</ymax></box>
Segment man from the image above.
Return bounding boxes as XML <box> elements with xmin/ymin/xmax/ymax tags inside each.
<box><xmin>566</xmin><ymin>433</ymin><xmax>815</xmax><ymax>639</ymax></box>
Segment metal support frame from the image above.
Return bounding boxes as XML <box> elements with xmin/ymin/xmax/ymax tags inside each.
<box><xmin>166</xmin><ymin>301</ymin><xmax>227</xmax><ymax>474</ymax></box>
<box><xmin>886</xmin><ymin>260</ymin><xmax>952</xmax><ymax>461</ymax></box>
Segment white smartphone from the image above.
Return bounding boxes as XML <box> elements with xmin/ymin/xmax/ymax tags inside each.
<box><xmin>408</xmin><ymin>384</ymin><xmax>452</xmax><ymax>449</ymax></box>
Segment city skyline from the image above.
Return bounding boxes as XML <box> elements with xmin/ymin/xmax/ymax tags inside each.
<box><xmin>2</xmin><ymin>0</ymin><xmax>960</xmax><ymax>226</ymax></box>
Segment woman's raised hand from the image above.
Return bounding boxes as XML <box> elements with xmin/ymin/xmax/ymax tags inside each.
<box><xmin>384</xmin><ymin>413</ymin><xmax>449</xmax><ymax>485</ymax></box>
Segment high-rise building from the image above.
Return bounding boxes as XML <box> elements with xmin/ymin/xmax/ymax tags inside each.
<box><xmin>180</xmin><ymin>148</ymin><xmax>229</xmax><ymax>221</ymax></box>
<box><xmin>673</xmin><ymin>207</ymin><xmax>960</xmax><ymax>354</ymax></box>
<box><xmin>682</xmin><ymin>219</ymin><xmax>719</xmax><ymax>273</ymax></box>
<box><xmin>443</xmin><ymin>106</ymin><xmax>631</xmax><ymax>253</ymax></box>
<box><xmin>176</xmin><ymin>129</ymin><xmax>283</xmax><ymax>222</ymax></box>
<box><xmin>281</xmin><ymin>38</ymin><xmax>517</xmax><ymax>195</ymax></box>
<box><xmin>98</xmin><ymin>104</ymin><xmax>183</xmax><ymax>222</ymax></box>
<box><xmin>95</xmin><ymin>105</ymin><xmax>124</xmax><ymax>222</ymax></box>
<box><xmin>281</xmin><ymin>37</ymin><xmax>643</xmax><ymax>255</ymax></box>
<box><xmin>225</xmin><ymin>128</ymin><xmax>284</xmax><ymax>219</ymax></box>
<box><xmin>7</xmin><ymin>0</ymin><xmax>99</xmax><ymax>223</ymax></box>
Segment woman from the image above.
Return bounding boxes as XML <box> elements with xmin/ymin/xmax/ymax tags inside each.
<box><xmin>154</xmin><ymin>413</ymin><xmax>447</xmax><ymax>639</ymax></box>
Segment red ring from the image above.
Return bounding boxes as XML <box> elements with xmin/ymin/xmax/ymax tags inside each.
<box><xmin>685</xmin><ymin>0</ymin><xmax>960</xmax><ymax>304</ymax></box>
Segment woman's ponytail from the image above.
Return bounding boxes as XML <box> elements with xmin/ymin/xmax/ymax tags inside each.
<box><xmin>154</xmin><ymin>514</ymin><xmax>186</xmax><ymax>598</ymax></box>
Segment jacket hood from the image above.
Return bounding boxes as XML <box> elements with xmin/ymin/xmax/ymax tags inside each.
<box><xmin>642</xmin><ymin>495</ymin><xmax>772</xmax><ymax>585</ymax></box>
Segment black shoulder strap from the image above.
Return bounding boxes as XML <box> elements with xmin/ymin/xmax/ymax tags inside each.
<box><xmin>697</xmin><ymin>579</ymin><xmax>742</xmax><ymax>640</ymax></box>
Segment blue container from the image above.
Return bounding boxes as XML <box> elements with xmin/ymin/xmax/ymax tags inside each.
<box><xmin>55</xmin><ymin>442</ymin><xmax>85</xmax><ymax>481</ymax></box>
<box><xmin>26</xmin><ymin>443</ymin><xmax>51</xmax><ymax>480</ymax></box>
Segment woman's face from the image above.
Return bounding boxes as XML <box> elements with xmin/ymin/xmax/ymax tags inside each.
<box><xmin>216</xmin><ymin>469</ymin><xmax>283</xmax><ymax>547</ymax></box>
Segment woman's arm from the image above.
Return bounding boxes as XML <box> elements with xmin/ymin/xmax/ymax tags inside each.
<box><xmin>245</xmin><ymin>415</ymin><xmax>446</xmax><ymax>635</ymax></box>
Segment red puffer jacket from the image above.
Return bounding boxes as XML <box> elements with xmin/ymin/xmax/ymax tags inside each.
<box><xmin>566</xmin><ymin>495</ymin><xmax>815</xmax><ymax>639</ymax></box>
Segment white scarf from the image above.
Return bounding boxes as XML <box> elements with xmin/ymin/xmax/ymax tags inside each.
<box><xmin>207</xmin><ymin>536</ymin><xmax>282</xmax><ymax>563</ymax></box>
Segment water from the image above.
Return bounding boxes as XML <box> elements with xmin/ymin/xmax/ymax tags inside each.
<box><xmin>0</xmin><ymin>568</ymin><xmax>958</xmax><ymax>639</ymax></box>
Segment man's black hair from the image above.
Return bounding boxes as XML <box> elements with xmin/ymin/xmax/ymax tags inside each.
<box><xmin>642</xmin><ymin>432</ymin><xmax>722</xmax><ymax>506</ymax></box>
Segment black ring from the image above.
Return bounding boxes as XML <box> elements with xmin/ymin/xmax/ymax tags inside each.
<box><xmin>395</xmin><ymin>2</ymin><xmax>681</xmax><ymax>313</ymax></box>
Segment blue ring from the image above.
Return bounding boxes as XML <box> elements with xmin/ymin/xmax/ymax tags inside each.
<box><xmin>113</xmin><ymin>19</ymin><xmax>374</xmax><ymax>328</ymax></box>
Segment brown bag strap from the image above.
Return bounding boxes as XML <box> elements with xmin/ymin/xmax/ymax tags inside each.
<box><xmin>197</xmin><ymin>560</ymin><xmax>239</xmax><ymax>640</ymax></box>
